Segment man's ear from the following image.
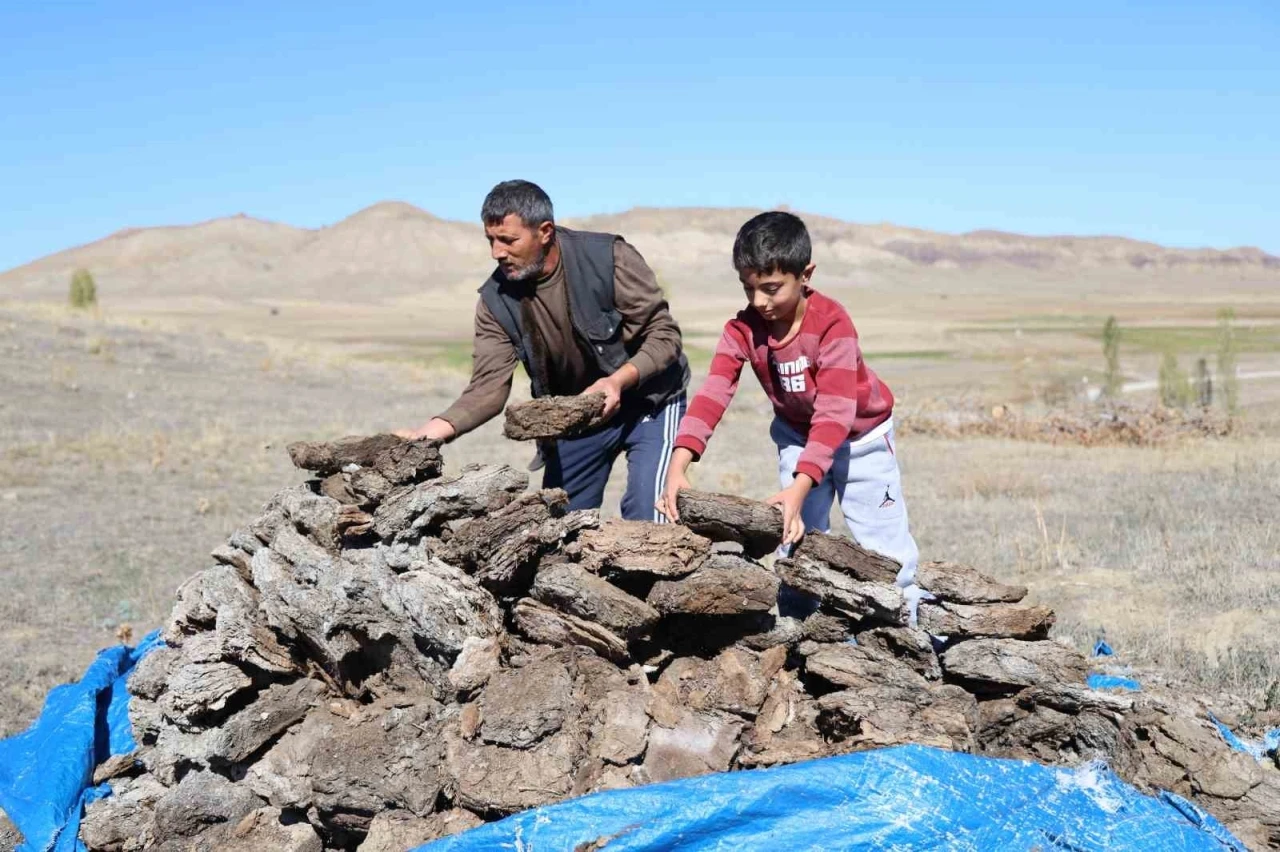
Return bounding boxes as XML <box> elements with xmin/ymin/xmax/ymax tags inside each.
<box><xmin>537</xmin><ymin>220</ymin><xmax>556</xmax><ymax>247</ymax></box>
<box><xmin>801</xmin><ymin>262</ymin><xmax>817</xmax><ymax>283</ymax></box>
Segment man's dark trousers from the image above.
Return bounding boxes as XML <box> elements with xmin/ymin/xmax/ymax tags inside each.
<box><xmin>543</xmin><ymin>394</ymin><xmax>686</xmax><ymax>521</ymax></box>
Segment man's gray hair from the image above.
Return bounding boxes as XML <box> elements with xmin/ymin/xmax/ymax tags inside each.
<box><xmin>481</xmin><ymin>180</ymin><xmax>555</xmax><ymax>228</ymax></box>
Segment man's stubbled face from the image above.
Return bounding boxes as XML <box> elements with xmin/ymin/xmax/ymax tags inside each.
<box><xmin>486</xmin><ymin>213</ymin><xmax>552</xmax><ymax>282</ymax></box>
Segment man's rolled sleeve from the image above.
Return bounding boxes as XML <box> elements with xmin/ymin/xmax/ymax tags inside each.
<box><xmin>435</xmin><ymin>300</ymin><xmax>519</xmax><ymax>436</ymax></box>
<box><xmin>612</xmin><ymin>239</ymin><xmax>682</xmax><ymax>384</ymax></box>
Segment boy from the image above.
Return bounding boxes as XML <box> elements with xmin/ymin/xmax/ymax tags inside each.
<box><xmin>656</xmin><ymin>211</ymin><xmax>918</xmax><ymax>590</ymax></box>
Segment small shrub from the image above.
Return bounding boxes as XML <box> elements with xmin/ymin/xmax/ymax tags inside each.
<box><xmin>1102</xmin><ymin>316</ymin><xmax>1122</xmax><ymax>397</ymax></box>
<box><xmin>68</xmin><ymin>269</ymin><xmax>97</xmax><ymax>309</ymax></box>
<box><xmin>1194</xmin><ymin>357</ymin><xmax>1213</xmax><ymax>408</ymax></box>
<box><xmin>1157</xmin><ymin>352</ymin><xmax>1193</xmax><ymax>409</ymax></box>
<box><xmin>1216</xmin><ymin>308</ymin><xmax>1239</xmax><ymax>416</ymax></box>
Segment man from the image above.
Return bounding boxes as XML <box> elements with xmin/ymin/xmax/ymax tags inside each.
<box><xmin>398</xmin><ymin>180</ymin><xmax>690</xmax><ymax>521</ymax></box>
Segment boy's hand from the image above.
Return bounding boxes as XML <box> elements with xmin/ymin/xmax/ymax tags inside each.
<box><xmin>655</xmin><ymin>448</ymin><xmax>695</xmax><ymax>521</ymax></box>
<box><xmin>765</xmin><ymin>476</ymin><xmax>815</xmax><ymax>546</ymax></box>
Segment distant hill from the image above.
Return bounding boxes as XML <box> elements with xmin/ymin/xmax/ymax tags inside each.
<box><xmin>3</xmin><ymin>202</ymin><xmax>1277</xmax><ymax>309</ymax></box>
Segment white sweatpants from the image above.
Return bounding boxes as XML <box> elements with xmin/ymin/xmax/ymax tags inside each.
<box><xmin>773</xmin><ymin>417</ymin><xmax>919</xmax><ymax>587</ymax></box>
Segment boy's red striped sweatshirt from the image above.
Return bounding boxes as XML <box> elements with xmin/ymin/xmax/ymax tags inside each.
<box><xmin>674</xmin><ymin>289</ymin><xmax>894</xmax><ymax>484</ymax></box>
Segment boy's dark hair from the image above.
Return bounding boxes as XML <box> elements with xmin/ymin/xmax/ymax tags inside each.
<box><xmin>481</xmin><ymin>180</ymin><xmax>555</xmax><ymax>228</ymax></box>
<box><xmin>732</xmin><ymin>211</ymin><xmax>812</xmax><ymax>277</ymax></box>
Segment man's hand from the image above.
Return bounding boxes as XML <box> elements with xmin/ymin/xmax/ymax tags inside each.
<box><xmin>582</xmin><ymin>363</ymin><xmax>640</xmax><ymax>421</ymax></box>
<box><xmin>765</xmin><ymin>475</ymin><xmax>815</xmax><ymax>546</ymax></box>
<box><xmin>394</xmin><ymin>418</ymin><xmax>456</xmax><ymax>442</ymax></box>
<box><xmin>655</xmin><ymin>447</ymin><xmax>696</xmax><ymax>521</ymax></box>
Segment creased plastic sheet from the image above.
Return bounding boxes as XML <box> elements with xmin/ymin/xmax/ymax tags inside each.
<box><xmin>0</xmin><ymin>630</ymin><xmax>161</xmax><ymax>852</ymax></box>
<box><xmin>418</xmin><ymin>744</ymin><xmax>1245</xmax><ymax>852</ymax></box>
<box><xmin>1211</xmin><ymin>713</ymin><xmax>1280</xmax><ymax>762</ymax></box>
<box><xmin>1087</xmin><ymin>673</ymin><xmax>1141</xmax><ymax>692</ymax></box>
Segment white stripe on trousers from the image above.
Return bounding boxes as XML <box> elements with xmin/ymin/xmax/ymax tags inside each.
<box><xmin>652</xmin><ymin>395</ymin><xmax>681</xmax><ymax>523</ymax></box>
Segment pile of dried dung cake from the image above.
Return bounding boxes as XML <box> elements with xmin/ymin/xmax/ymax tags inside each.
<box><xmin>78</xmin><ymin>423</ymin><xmax>1279</xmax><ymax>851</ymax></box>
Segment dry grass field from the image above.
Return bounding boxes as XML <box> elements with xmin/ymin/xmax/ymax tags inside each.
<box><xmin>2</xmin><ymin>205</ymin><xmax>1279</xmax><ymax>737</ymax></box>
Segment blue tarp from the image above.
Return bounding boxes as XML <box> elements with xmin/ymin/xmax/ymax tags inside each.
<box><xmin>1211</xmin><ymin>714</ymin><xmax>1280</xmax><ymax>762</ymax></box>
<box><xmin>418</xmin><ymin>745</ymin><xmax>1244</xmax><ymax>852</ymax></box>
<box><xmin>0</xmin><ymin>630</ymin><xmax>161</xmax><ymax>852</ymax></box>
<box><xmin>1087</xmin><ymin>673</ymin><xmax>1142</xmax><ymax>692</ymax></box>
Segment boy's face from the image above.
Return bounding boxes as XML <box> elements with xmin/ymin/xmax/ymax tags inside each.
<box><xmin>740</xmin><ymin>263</ymin><xmax>815</xmax><ymax>323</ymax></box>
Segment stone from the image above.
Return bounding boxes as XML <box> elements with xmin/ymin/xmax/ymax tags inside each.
<box><xmin>152</xmin><ymin>771</ymin><xmax>264</xmax><ymax>838</ymax></box>
<box><xmin>646</xmin><ymin>556</ymin><xmax>779</xmax><ymax>617</ymax></box>
<box><xmin>674</xmin><ymin>490</ymin><xmax>783</xmax><ymax>558</ymax></box>
<box><xmin>575</xmin><ymin>520</ymin><xmax>710</xmax><ymax>578</ymax></box>
<box><xmin>739</xmin><ymin>670</ymin><xmax>832</xmax><ymax>769</ymax></box>
<box><xmin>776</xmin><ymin>558</ymin><xmax>905</xmax><ymax>624</ymax></box>
<box><xmin>641</xmin><ymin>710</ymin><xmax>744</xmax><ymax>783</ymax></box>
<box><xmin>803</xmin><ymin>642</ymin><xmax>930</xmax><ymax>692</ymax></box>
<box><xmin>478</xmin><ymin>656</ymin><xmax>575</xmax><ymax>748</ymax></box>
<box><xmin>918</xmin><ymin>601</ymin><xmax>1055</xmax><ymax>640</ymax></box>
<box><xmin>511</xmin><ymin>598</ymin><xmax>630</xmax><ymax>663</ymax></box>
<box><xmin>218</xmin><ymin>808</ymin><xmax>323</xmax><ymax>852</ymax></box>
<box><xmin>916</xmin><ymin>560</ymin><xmax>1027</xmax><ymax>604</ymax></box>
<box><xmin>158</xmin><ymin>661</ymin><xmax>253</xmax><ymax>728</ymax></box>
<box><xmin>940</xmin><ymin>638</ymin><xmax>1089</xmax><ymax>693</ymax></box>
<box><xmin>372</xmin><ymin>464</ymin><xmax>527</xmax><ymax>541</ymax></box>
<box><xmin>816</xmin><ymin>683</ymin><xmax>979</xmax><ymax>752</ymax></box>
<box><xmin>79</xmin><ymin>775</ymin><xmax>166</xmax><ymax>851</ymax></box>
<box><xmin>448</xmin><ymin>636</ymin><xmax>503</xmax><ymax>693</ymax></box>
<box><xmin>503</xmin><ymin>393</ymin><xmax>608</xmax><ymax>440</ymax></box>
<box><xmin>792</xmin><ymin>531</ymin><xmax>901</xmax><ymax>584</ymax></box>
<box><xmin>308</xmin><ymin>702</ymin><xmax>445</xmax><ymax>831</ymax></box>
<box><xmin>653</xmin><ymin>647</ymin><xmax>787</xmax><ymax>720</ymax></box>
<box><xmin>590</xmin><ymin>688</ymin><xmax>652</xmax><ymax>765</ymax></box>
<box><xmin>358</xmin><ymin>809</ymin><xmax>483</xmax><ymax>852</ymax></box>
<box><xmin>443</xmin><ymin>492</ymin><xmax>598</xmax><ymax>591</ymax></box>
<box><xmin>446</xmin><ymin>724</ymin><xmax>585</xmax><ymax>815</ymax></box>
<box><xmin>287</xmin><ymin>434</ymin><xmax>442</xmax><ymax>486</ymax></box>
<box><xmin>855</xmin><ymin>626</ymin><xmax>942</xmax><ymax>680</ymax></box>
<box><xmin>531</xmin><ymin>563</ymin><xmax>659</xmax><ymax>640</ymax></box>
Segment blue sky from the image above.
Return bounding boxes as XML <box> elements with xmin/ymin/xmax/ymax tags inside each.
<box><xmin>0</xmin><ymin>1</ymin><xmax>1276</xmax><ymax>272</ymax></box>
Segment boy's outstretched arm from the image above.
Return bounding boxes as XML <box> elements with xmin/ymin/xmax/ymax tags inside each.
<box><xmin>655</xmin><ymin>322</ymin><xmax>749</xmax><ymax>521</ymax></box>
<box><xmin>766</xmin><ymin>473</ymin><xmax>815</xmax><ymax>545</ymax></box>
<box><xmin>791</xmin><ymin>312</ymin><xmax>864</xmax><ymax>485</ymax></box>
<box><xmin>655</xmin><ymin>447</ymin><xmax>696</xmax><ymax>521</ymax></box>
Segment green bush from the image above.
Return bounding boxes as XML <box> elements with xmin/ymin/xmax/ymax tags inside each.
<box><xmin>68</xmin><ymin>269</ymin><xmax>97</xmax><ymax>309</ymax></box>
<box><xmin>1102</xmin><ymin>316</ymin><xmax>1122</xmax><ymax>397</ymax></box>
<box><xmin>1194</xmin><ymin>357</ymin><xmax>1213</xmax><ymax>408</ymax></box>
<box><xmin>1157</xmin><ymin>352</ymin><xmax>1193</xmax><ymax>409</ymax></box>
<box><xmin>1217</xmin><ymin>308</ymin><xmax>1239</xmax><ymax>416</ymax></box>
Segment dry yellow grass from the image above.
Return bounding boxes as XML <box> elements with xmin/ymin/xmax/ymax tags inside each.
<box><xmin>2</xmin><ymin>288</ymin><xmax>1279</xmax><ymax>738</ymax></box>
